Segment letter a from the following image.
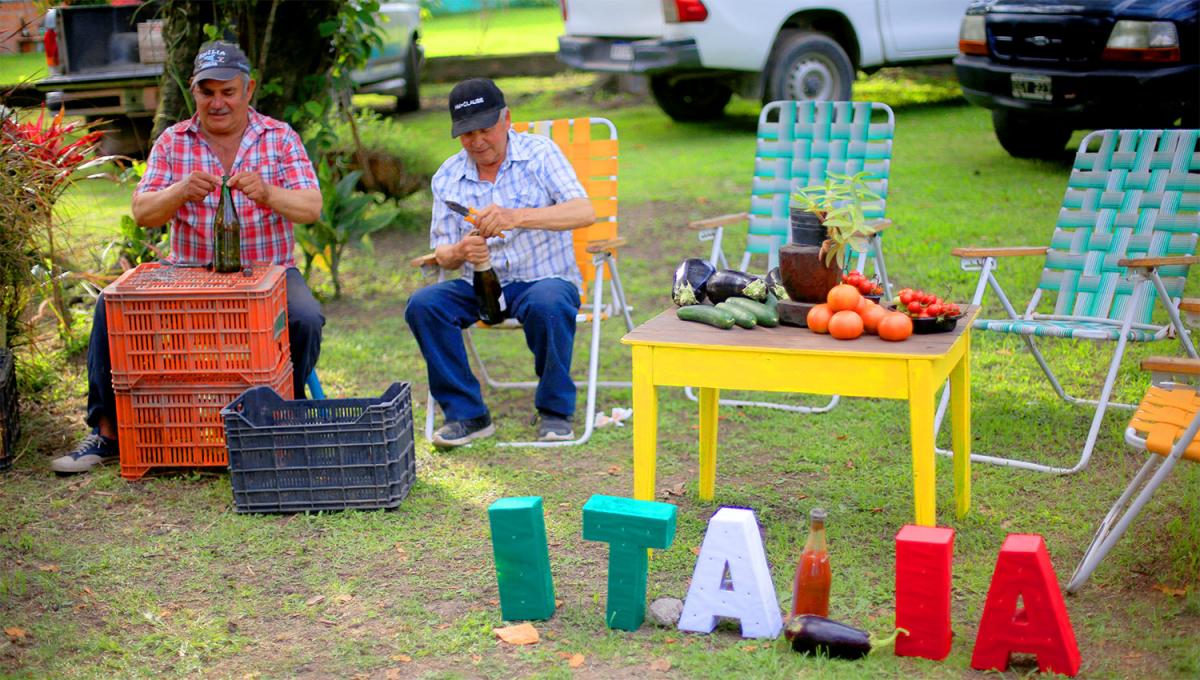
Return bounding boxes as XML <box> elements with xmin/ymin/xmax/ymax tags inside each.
<box><xmin>971</xmin><ymin>534</ymin><xmax>1081</xmax><ymax>676</ymax></box>
<box><xmin>677</xmin><ymin>507</ymin><xmax>783</xmax><ymax>639</ymax></box>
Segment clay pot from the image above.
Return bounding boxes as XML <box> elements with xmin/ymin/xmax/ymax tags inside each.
<box><xmin>779</xmin><ymin>242</ymin><xmax>840</xmax><ymax>303</ymax></box>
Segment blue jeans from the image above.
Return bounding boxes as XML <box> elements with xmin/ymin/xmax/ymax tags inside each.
<box><xmin>86</xmin><ymin>267</ymin><xmax>324</xmax><ymax>430</ymax></box>
<box><xmin>405</xmin><ymin>277</ymin><xmax>580</xmax><ymax>422</ymax></box>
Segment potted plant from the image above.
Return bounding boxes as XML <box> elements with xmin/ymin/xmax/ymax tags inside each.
<box><xmin>780</xmin><ymin>171</ymin><xmax>883</xmax><ymax>303</ymax></box>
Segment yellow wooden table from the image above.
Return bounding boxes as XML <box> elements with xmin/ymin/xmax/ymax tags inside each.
<box><xmin>620</xmin><ymin>306</ymin><xmax>979</xmax><ymax>526</ymax></box>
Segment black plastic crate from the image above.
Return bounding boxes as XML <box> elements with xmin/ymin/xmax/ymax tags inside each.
<box><xmin>0</xmin><ymin>349</ymin><xmax>17</xmax><ymax>470</ymax></box>
<box><xmin>221</xmin><ymin>382</ymin><xmax>414</xmax><ymax>513</ymax></box>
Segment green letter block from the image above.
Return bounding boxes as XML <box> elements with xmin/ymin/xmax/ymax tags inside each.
<box><xmin>582</xmin><ymin>494</ymin><xmax>677</xmax><ymax>631</ymax></box>
<box><xmin>488</xmin><ymin>496</ymin><xmax>555</xmax><ymax>621</ymax></box>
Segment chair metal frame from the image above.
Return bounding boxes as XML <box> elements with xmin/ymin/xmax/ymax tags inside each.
<box><xmin>684</xmin><ymin>100</ymin><xmax>896</xmax><ymax>414</ymax></box>
<box><xmin>1066</xmin><ymin>354</ymin><xmax>1200</xmax><ymax>592</ymax></box>
<box><xmin>414</xmin><ymin>117</ymin><xmax>634</xmax><ymax>448</ymax></box>
<box><xmin>931</xmin><ymin>128</ymin><xmax>1200</xmax><ymax>474</ymax></box>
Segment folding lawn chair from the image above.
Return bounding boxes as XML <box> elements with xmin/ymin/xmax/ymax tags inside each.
<box><xmin>411</xmin><ymin>117</ymin><xmax>633</xmax><ymax>447</ymax></box>
<box><xmin>683</xmin><ymin>100</ymin><xmax>896</xmax><ymax>413</ymax></box>
<box><xmin>933</xmin><ymin>128</ymin><xmax>1200</xmax><ymax>475</ymax></box>
<box><xmin>1067</xmin><ymin>350</ymin><xmax>1200</xmax><ymax>592</ymax></box>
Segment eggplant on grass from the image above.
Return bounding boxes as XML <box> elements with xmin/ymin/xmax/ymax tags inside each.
<box><xmin>672</xmin><ymin>258</ymin><xmax>717</xmax><ymax>306</ymax></box>
<box><xmin>783</xmin><ymin>615</ymin><xmax>905</xmax><ymax>660</ymax></box>
<box><xmin>706</xmin><ymin>269</ymin><xmax>768</xmax><ymax>304</ymax></box>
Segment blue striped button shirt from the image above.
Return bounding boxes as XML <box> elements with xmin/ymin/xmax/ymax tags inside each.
<box><xmin>430</xmin><ymin>128</ymin><xmax>587</xmax><ymax>290</ymax></box>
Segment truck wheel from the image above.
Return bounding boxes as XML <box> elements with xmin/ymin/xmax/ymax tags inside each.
<box><xmin>766</xmin><ymin>32</ymin><xmax>853</xmax><ymax>103</ymax></box>
<box><xmin>393</xmin><ymin>36</ymin><xmax>421</xmax><ymax>113</ymax></box>
<box><xmin>992</xmin><ymin>110</ymin><xmax>1072</xmax><ymax>160</ymax></box>
<box><xmin>650</xmin><ymin>74</ymin><xmax>732</xmax><ymax>122</ymax></box>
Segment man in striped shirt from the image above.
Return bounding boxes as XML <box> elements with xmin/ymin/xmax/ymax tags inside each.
<box><xmin>51</xmin><ymin>41</ymin><xmax>324</xmax><ymax>474</ymax></box>
<box><xmin>405</xmin><ymin>78</ymin><xmax>595</xmax><ymax>447</ymax></box>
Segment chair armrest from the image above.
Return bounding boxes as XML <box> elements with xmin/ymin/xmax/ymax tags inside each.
<box><xmin>1179</xmin><ymin>298</ymin><xmax>1200</xmax><ymax>314</ymax></box>
<box><xmin>585</xmin><ymin>237</ymin><xmax>627</xmax><ymax>254</ymax></box>
<box><xmin>1117</xmin><ymin>255</ymin><xmax>1200</xmax><ymax>268</ymax></box>
<box><xmin>687</xmin><ymin>212</ymin><xmax>749</xmax><ymax>231</ymax></box>
<box><xmin>1142</xmin><ymin>356</ymin><xmax>1200</xmax><ymax>375</ymax></box>
<box><xmin>950</xmin><ymin>246</ymin><xmax>1048</xmax><ymax>258</ymax></box>
<box><xmin>410</xmin><ymin>252</ymin><xmax>438</xmax><ymax>268</ymax></box>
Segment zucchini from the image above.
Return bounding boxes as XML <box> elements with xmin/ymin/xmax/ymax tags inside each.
<box><xmin>676</xmin><ymin>305</ymin><xmax>735</xmax><ymax>329</ymax></box>
<box><xmin>724</xmin><ymin>296</ymin><xmax>779</xmax><ymax>327</ymax></box>
<box><xmin>715</xmin><ymin>301</ymin><xmax>757</xmax><ymax>329</ymax></box>
<box><xmin>706</xmin><ymin>269</ymin><xmax>769</xmax><ymax>304</ymax></box>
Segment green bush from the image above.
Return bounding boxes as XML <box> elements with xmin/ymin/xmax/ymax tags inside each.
<box><xmin>325</xmin><ymin>111</ymin><xmax>440</xmax><ymax>200</ymax></box>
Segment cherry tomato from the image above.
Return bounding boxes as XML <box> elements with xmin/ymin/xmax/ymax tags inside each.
<box><xmin>907</xmin><ymin>300</ymin><xmax>923</xmax><ymax>314</ymax></box>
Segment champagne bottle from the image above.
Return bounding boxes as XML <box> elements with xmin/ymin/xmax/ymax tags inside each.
<box><xmin>474</xmin><ymin>251</ymin><xmax>506</xmax><ymax>325</ymax></box>
<box><xmin>212</xmin><ymin>176</ymin><xmax>242</xmax><ymax>273</ymax></box>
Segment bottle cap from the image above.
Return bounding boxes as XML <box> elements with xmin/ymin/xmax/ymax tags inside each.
<box><xmin>810</xmin><ymin>507</ymin><xmax>827</xmax><ymax>521</ymax></box>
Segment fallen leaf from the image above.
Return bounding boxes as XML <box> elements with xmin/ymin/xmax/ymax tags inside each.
<box><xmin>494</xmin><ymin>622</ymin><xmax>539</xmax><ymax>645</ymax></box>
<box><xmin>555</xmin><ymin>599</ymin><xmax>563</xmax><ymax>608</ymax></box>
<box><xmin>690</xmin><ymin>546</ymin><xmax>701</xmax><ymax>556</ymax></box>
<box><xmin>437</xmin><ymin>623</ymin><xmax>451</xmax><ymax>630</ymax></box>
<box><xmin>870</xmin><ymin>507</ymin><xmax>884</xmax><ymax>513</ymax></box>
<box><xmin>649</xmin><ymin>658</ymin><xmax>671</xmax><ymax>672</ymax></box>
<box><xmin>664</xmin><ymin>637</ymin><xmax>677</xmax><ymax>644</ymax></box>
<box><xmin>4</xmin><ymin>627</ymin><xmax>27</xmax><ymax>641</ymax></box>
<box><xmin>836</xmin><ymin>434</ymin><xmax>848</xmax><ymax>441</ymax></box>
<box><xmin>568</xmin><ymin>653</ymin><xmax>585</xmax><ymax>668</ymax></box>
<box><xmin>1152</xmin><ymin>583</ymin><xmax>1188</xmax><ymax>597</ymax></box>
<box><xmin>305</xmin><ymin>595</ymin><xmax>325</xmax><ymax>606</ymax></box>
<box><xmin>796</xmin><ymin>493</ymin><xmax>808</xmax><ymax>500</ymax></box>
<box><xmin>333</xmin><ymin>594</ymin><xmax>353</xmax><ymax>603</ymax></box>
<box><xmin>742</xmin><ymin>643</ymin><xmax>757</xmax><ymax>652</ymax></box>
<box><xmin>471</xmin><ymin>655</ymin><xmax>482</xmax><ymax>663</ymax></box>
<box><xmin>844</xmin><ymin>460</ymin><xmax>855</xmax><ymax>469</ymax></box>
<box><xmin>384</xmin><ymin>670</ymin><xmax>403</xmax><ymax>680</ymax></box>
<box><xmin>557</xmin><ymin>652</ymin><xmax>573</xmax><ymax>660</ymax></box>
<box><xmin>488</xmin><ymin>598</ymin><xmax>499</xmax><ymax>606</ymax></box>
<box><xmin>660</xmin><ymin>483</ymin><xmax>686</xmax><ymax>499</ymax></box>
<box><xmin>390</xmin><ymin>654</ymin><xmax>412</xmax><ymax>663</ymax></box>
<box><xmin>38</xmin><ymin>564</ymin><xmax>60</xmax><ymax>572</ymax></box>
<box><xmin>81</xmin><ymin>586</ymin><xmax>95</xmax><ymax>597</ymax></box>
<box><xmin>319</xmin><ymin>619</ymin><xmax>337</xmax><ymax>626</ymax></box>
<box><xmin>607</xmin><ymin>465</ymin><xmax>621</xmax><ymax>475</ymax></box>
<box><xmin>394</xmin><ymin>544</ymin><xmax>409</xmax><ymax>562</ymax></box>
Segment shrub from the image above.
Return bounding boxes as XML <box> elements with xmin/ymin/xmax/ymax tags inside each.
<box><xmin>325</xmin><ymin>111</ymin><xmax>438</xmax><ymax>200</ymax></box>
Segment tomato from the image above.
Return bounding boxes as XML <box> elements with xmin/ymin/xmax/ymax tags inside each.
<box><xmin>855</xmin><ymin>296</ymin><xmax>876</xmax><ymax>314</ymax></box>
<box><xmin>807</xmin><ymin>303</ymin><xmax>833</xmax><ymax>334</ymax></box>
<box><xmin>828</xmin><ymin>310</ymin><xmax>864</xmax><ymax>340</ymax></box>
<box><xmin>860</xmin><ymin>303</ymin><xmax>887</xmax><ymax>334</ymax></box>
<box><xmin>907</xmin><ymin>300</ymin><xmax>923</xmax><ymax>314</ymax></box>
<box><xmin>899</xmin><ymin>291</ymin><xmax>915</xmax><ymax>305</ymax></box>
<box><xmin>898</xmin><ymin>288</ymin><xmax>913</xmax><ymax>297</ymax></box>
<box><xmin>878</xmin><ymin>312</ymin><xmax>914</xmax><ymax>341</ymax></box>
<box><xmin>827</xmin><ymin>284</ymin><xmax>862</xmax><ymax>312</ymax></box>
<box><xmin>856</xmin><ymin>279</ymin><xmax>875</xmax><ymax>295</ymax></box>
<box><xmin>921</xmin><ymin>293</ymin><xmax>937</xmax><ymax>305</ymax></box>
<box><xmin>927</xmin><ymin>303</ymin><xmax>943</xmax><ymax>317</ymax></box>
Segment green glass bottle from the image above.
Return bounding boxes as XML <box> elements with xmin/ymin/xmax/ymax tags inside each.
<box><xmin>212</xmin><ymin>176</ymin><xmax>241</xmax><ymax>273</ymax></box>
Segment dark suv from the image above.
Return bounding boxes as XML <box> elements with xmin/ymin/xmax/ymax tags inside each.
<box><xmin>954</xmin><ymin>0</ymin><xmax>1198</xmax><ymax>159</ymax></box>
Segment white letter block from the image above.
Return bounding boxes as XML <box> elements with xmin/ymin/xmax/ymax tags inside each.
<box><xmin>677</xmin><ymin>507</ymin><xmax>783</xmax><ymax>639</ymax></box>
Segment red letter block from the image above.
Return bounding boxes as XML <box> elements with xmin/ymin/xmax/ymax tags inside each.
<box><xmin>894</xmin><ymin>525</ymin><xmax>954</xmax><ymax>660</ymax></box>
<box><xmin>971</xmin><ymin>534</ymin><xmax>1080</xmax><ymax>677</ymax></box>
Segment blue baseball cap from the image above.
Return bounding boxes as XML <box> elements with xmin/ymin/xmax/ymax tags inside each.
<box><xmin>192</xmin><ymin>40</ymin><xmax>252</xmax><ymax>83</ymax></box>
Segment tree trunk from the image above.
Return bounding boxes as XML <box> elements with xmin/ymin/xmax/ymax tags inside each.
<box><xmin>152</xmin><ymin>0</ymin><xmax>342</xmax><ymax>141</ymax></box>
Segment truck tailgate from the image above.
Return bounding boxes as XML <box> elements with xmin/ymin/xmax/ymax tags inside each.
<box><xmin>563</xmin><ymin>0</ymin><xmax>663</xmax><ymax>38</ymax></box>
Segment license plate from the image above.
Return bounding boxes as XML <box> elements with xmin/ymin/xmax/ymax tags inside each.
<box><xmin>1011</xmin><ymin>73</ymin><xmax>1052</xmax><ymax>102</ymax></box>
<box><xmin>610</xmin><ymin>42</ymin><xmax>634</xmax><ymax>61</ymax></box>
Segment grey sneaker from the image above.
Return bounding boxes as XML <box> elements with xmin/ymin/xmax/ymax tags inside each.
<box><xmin>50</xmin><ymin>433</ymin><xmax>118</xmax><ymax>474</ymax></box>
<box><xmin>432</xmin><ymin>413</ymin><xmax>495</xmax><ymax>449</ymax></box>
<box><xmin>535</xmin><ymin>412</ymin><xmax>574</xmax><ymax>442</ymax></box>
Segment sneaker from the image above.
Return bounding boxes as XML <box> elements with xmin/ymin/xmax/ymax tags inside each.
<box><xmin>432</xmin><ymin>413</ymin><xmax>495</xmax><ymax>449</ymax></box>
<box><xmin>50</xmin><ymin>433</ymin><xmax>118</xmax><ymax>474</ymax></box>
<box><xmin>535</xmin><ymin>412</ymin><xmax>574</xmax><ymax>442</ymax></box>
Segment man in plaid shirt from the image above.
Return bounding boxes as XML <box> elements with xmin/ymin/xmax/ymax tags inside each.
<box><xmin>405</xmin><ymin>78</ymin><xmax>595</xmax><ymax>447</ymax></box>
<box><xmin>52</xmin><ymin>41</ymin><xmax>323</xmax><ymax>474</ymax></box>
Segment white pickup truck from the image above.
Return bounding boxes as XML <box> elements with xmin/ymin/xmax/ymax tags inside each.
<box><xmin>558</xmin><ymin>0</ymin><xmax>970</xmax><ymax>120</ymax></box>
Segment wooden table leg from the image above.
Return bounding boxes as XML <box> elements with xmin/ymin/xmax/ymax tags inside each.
<box><xmin>907</xmin><ymin>360</ymin><xmax>937</xmax><ymax>526</ymax></box>
<box><xmin>632</xmin><ymin>345</ymin><xmax>658</xmax><ymax>502</ymax></box>
<box><xmin>950</xmin><ymin>333</ymin><xmax>972</xmax><ymax>518</ymax></box>
<box><xmin>698</xmin><ymin>387</ymin><xmax>719</xmax><ymax>501</ymax></box>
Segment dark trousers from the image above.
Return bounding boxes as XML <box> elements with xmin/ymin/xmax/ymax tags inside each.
<box><xmin>86</xmin><ymin>267</ymin><xmax>324</xmax><ymax>431</ymax></box>
<box><xmin>404</xmin><ymin>277</ymin><xmax>580</xmax><ymax>423</ymax></box>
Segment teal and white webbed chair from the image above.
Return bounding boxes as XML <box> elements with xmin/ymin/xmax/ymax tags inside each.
<box><xmin>683</xmin><ymin>100</ymin><xmax>896</xmax><ymax>413</ymax></box>
<box><xmin>933</xmin><ymin>128</ymin><xmax>1200</xmax><ymax>475</ymax></box>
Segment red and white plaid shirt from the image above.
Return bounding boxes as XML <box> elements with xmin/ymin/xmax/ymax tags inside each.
<box><xmin>135</xmin><ymin>109</ymin><xmax>319</xmax><ymax>268</ymax></box>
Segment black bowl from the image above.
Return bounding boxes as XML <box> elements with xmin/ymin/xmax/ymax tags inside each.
<box><xmin>886</xmin><ymin>306</ymin><xmax>963</xmax><ymax>334</ymax></box>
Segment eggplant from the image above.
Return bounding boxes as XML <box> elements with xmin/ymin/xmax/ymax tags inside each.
<box><xmin>765</xmin><ymin>266</ymin><xmax>789</xmax><ymax>301</ymax></box>
<box><xmin>783</xmin><ymin>615</ymin><xmax>903</xmax><ymax>660</ymax></box>
<box><xmin>672</xmin><ymin>258</ymin><xmax>717</xmax><ymax>306</ymax></box>
<box><xmin>705</xmin><ymin>269</ymin><xmax>768</xmax><ymax>304</ymax></box>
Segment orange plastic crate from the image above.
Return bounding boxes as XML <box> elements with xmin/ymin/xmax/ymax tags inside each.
<box><xmin>104</xmin><ymin>263</ymin><xmax>290</xmax><ymax>383</ymax></box>
<box><xmin>115</xmin><ymin>360</ymin><xmax>293</xmax><ymax>480</ymax></box>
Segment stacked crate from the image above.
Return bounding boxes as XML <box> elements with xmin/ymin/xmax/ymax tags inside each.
<box><xmin>104</xmin><ymin>263</ymin><xmax>293</xmax><ymax>480</ymax></box>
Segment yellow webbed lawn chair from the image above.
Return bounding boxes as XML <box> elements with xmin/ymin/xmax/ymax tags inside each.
<box><xmin>1067</xmin><ymin>347</ymin><xmax>1200</xmax><ymax>591</ymax></box>
<box><xmin>411</xmin><ymin>117</ymin><xmax>633</xmax><ymax>447</ymax></box>
<box><xmin>933</xmin><ymin>129</ymin><xmax>1200</xmax><ymax>474</ymax></box>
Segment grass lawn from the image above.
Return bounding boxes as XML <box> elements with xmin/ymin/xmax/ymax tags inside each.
<box><xmin>0</xmin><ymin>50</ymin><xmax>46</xmax><ymax>88</ymax></box>
<box><xmin>3</xmin><ymin>68</ymin><xmax>1200</xmax><ymax>679</ymax></box>
<box><xmin>422</xmin><ymin>7</ymin><xmax>563</xmax><ymax>57</ymax></box>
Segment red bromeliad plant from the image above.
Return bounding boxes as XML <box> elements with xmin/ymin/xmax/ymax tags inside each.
<box><xmin>0</xmin><ymin>107</ymin><xmax>109</xmax><ymax>336</ymax></box>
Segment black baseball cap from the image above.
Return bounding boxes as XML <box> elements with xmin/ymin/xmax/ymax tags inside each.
<box><xmin>449</xmin><ymin>78</ymin><xmax>506</xmax><ymax>137</ymax></box>
<box><xmin>192</xmin><ymin>40</ymin><xmax>252</xmax><ymax>83</ymax></box>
